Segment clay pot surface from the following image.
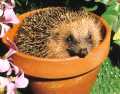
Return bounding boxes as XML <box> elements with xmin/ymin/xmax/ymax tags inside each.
<box><xmin>2</xmin><ymin>8</ymin><xmax>111</xmax><ymax>94</ymax></box>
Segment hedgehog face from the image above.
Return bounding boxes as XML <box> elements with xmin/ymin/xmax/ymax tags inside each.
<box><xmin>66</xmin><ymin>32</ymin><xmax>93</xmax><ymax>58</ymax></box>
<box><xmin>66</xmin><ymin>19</ymin><xmax>102</xmax><ymax>58</ymax></box>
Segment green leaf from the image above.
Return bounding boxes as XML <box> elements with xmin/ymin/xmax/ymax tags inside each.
<box><xmin>102</xmin><ymin>14</ymin><xmax>117</xmax><ymax>27</ymax></box>
<box><xmin>97</xmin><ymin>0</ymin><xmax>117</xmax><ymax>5</ymax></box>
<box><xmin>112</xmin><ymin>16</ymin><xmax>120</xmax><ymax>32</ymax></box>
<box><xmin>102</xmin><ymin>1</ymin><xmax>120</xmax><ymax>29</ymax></box>
<box><xmin>85</xmin><ymin>6</ymin><xmax>98</xmax><ymax>11</ymax></box>
<box><xmin>65</xmin><ymin>0</ymin><xmax>70</xmax><ymax>6</ymax></box>
<box><xmin>96</xmin><ymin>0</ymin><xmax>110</xmax><ymax>5</ymax></box>
<box><xmin>102</xmin><ymin>2</ymin><xmax>120</xmax><ymax>16</ymax></box>
<box><xmin>113</xmin><ymin>24</ymin><xmax>120</xmax><ymax>46</ymax></box>
<box><xmin>15</xmin><ymin>0</ymin><xmax>22</xmax><ymax>6</ymax></box>
<box><xmin>108</xmin><ymin>3</ymin><xmax>120</xmax><ymax>14</ymax></box>
<box><xmin>113</xmin><ymin>40</ymin><xmax>120</xmax><ymax>46</ymax></box>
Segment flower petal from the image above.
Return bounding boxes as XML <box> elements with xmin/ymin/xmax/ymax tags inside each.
<box><xmin>10</xmin><ymin>63</ymin><xmax>19</xmax><ymax>75</ymax></box>
<box><xmin>0</xmin><ymin>76</ymin><xmax>9</xmax><ymax>87</ymax></box>
<box><xmin>6</xmin><ymin>82</ymin><xmax>16</xmax><ymax>94</ymax></box>
<box><xmin>6</xmin><ymin>68</ymin><xmax>12</xmax><ymax>76</ymax></box>
<box><xmin>0</xmin><ymin>23</ymin><xmax>10</xmax><ymax>38</ymax></box>
<box><xmin>0</xmin><ymin>59</ymin><xmax>11</xmax><ymax>72</ymax></box>
<box><xmin>6</xmin><ymin>37</ymin><xmax>18</xmax><ymax>50</ymax></box>
<box><xmin>3</xmin><ymin>4</ymin><xmax>19</xmax><ymax>24</ymax></box>
<box><xmin>15</xmin><ymin>73</ymin><xmax>29</xmax><ymax>88</ymax></box>
<box><xmin>7</xmin><ymin>0</ymin><xmax>15</xmax><ymax>7</ymax></box>
<box><xmin>4</xmin><ymin>48</ymin><xmax>16</xmax><ymax>59</ymax></box>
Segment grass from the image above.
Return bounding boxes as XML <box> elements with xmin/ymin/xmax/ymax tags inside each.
<box><xmin>91</xmin><ymin>58</ymin><xmax>120</xmax><ymax>94</ymax></box>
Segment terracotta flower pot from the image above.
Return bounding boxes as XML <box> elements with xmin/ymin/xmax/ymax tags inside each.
<box><xmin>2</xmin><ymin>8</ymin><xmax>111</xmax><ymax>94</ymax></box>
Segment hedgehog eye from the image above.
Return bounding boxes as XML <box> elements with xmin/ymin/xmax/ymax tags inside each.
<box><xmin>66</xmin><ymin>34</ymin><xmax>77</xmax><ymax>45</ymax></box>
<box><xmin>88</xmin><ymin>34</ymin><xmax>92</xmax><ymax>40</ymax></box>
<box><xmin>86</xmin><ymin>33</ymin><xmax>93</xmax><ymax>43</ymax></box>
<box><xmin>87</xmin><ymin>31</ymin><xmax>92</xmax><ymax>40</ymax></box>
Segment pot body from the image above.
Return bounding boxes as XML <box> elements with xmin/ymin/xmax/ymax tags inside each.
<box><xmin>29</xmin><ymin>67</ymin><xmax>99</xmax><ymax>94</ymax></box>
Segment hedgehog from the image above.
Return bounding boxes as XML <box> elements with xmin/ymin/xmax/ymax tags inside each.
<box><xmin>15</xmin><ymin>7</ymin><xmax>105</xmax><ymax>58</ymax></box>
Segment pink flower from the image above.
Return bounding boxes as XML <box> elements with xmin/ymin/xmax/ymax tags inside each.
<box><xmin>15</xmin><ymin>72</ymin><xmax>29</xmax><ymax>88</ymax></box>
<box><xmin>0</xmin><ymin>23</ymin><xmax>10</xmax><ymax>38</ymax></box>
<box><xmin>6</xmin><ymin>82</ymin><xmax>16</xmax><ymax>94</ymax></box>
<box><xmin>0</xmin><ymin>0</ymin><xmax>19</xmax><ymax>37</ymax></box>
<box><xmin>0</xmin><ymin>71</ymin><xmax>29</xmax><ymax>94</ymax></box>
<box><xmin>10</xmin><ymin>63</ymin><xmax>19</xmax><ymax>75</ymax></box>
<box><xmin>0</xmin><ymin>37</ymin><xmax>29</xmax><ymax>94</ymax></box>
<box><xmin>0</xmin><ymin>59</ymin><xmax>10</xmax><ymax>72</ymax></box>
<box><xmin>7</xmin><ymin>0</ymin><xmax>15</xmax><ymax>7</ymax></box>
<box><xmin>6</xmin><ymin>37</ymin><xmax>18</xmax><ymax>50</ymax></box>
<box><xmin>3</xmin><ymin>37</ymin><xmax>17</xmax><ymax>59</ymax></box>
<box><xmin>6</xmin><ymin>72</ymin><xmax>29</xmax><ymax>94</ymax></box>
<box><xmin>4</xmin><ymin>48</ymin><xmax>16</xmax><ymax>59</ymax></box>
<box><xmin>0</xmin><ymin>77</ymin><xmax>16</xmax><ymax>94</ymax></box>
<box><xmin>3</xmin><ymin>3</ymin><xmax>19</xmax><ymax>24</ymax></box>
<box><xmin>0</xmin><ymin>76</ymin><xmax>9</xmax><ymax>87</ymax></box>
<box><xmin>0</xmin><ymin>62</ymin><xmax>29</xmax><ymax>94</ymax></box>
<box><xmin>7</xmin><ymin>72</ymin><xmax>29</xmax><ymax>94</ymax></box>
<box><xmin>0</xmin><ymin>1</ymin><xmax>19</xmax><ymax>24</ymax></box>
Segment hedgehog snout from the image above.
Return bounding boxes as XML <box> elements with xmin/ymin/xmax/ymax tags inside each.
<box><xmin>67</xmin><ymin>46</ymin><xmax>88</xmax><ymax>58</ymax></box>
<box><xmin>78</xmin><ymin>48</ymin><xmax>88</xmax><ymax>58</ymax></box>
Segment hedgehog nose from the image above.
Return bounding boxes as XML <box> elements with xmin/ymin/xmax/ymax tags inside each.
<box><xmin>79</xmin><ymin>48</ymin><xmax>88</xmax><ymax>58</ymax></box>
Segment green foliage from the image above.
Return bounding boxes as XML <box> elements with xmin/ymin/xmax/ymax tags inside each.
<box><xmin>92</xmin><ymin>1</ymin><xmax>120</xmax><ymax>93</ymax></box>
<box><xmin>91</xmin><ymin>58</ymin><xmax>120</xmax><ymax>94</ymax></box>
<box><xmin>114</xmin><ymin>40</ymin><xmax>120</xmax><ymax>46</ymax></box>
<box><xmin>113</xmin><ymin>26</ymin><xmax>120</xmax><ymax>46</ymax></box>
<box><xmin>14</xmin><ymin>0</ymin><xmax>43</xmax><ymax>13</ymax></box>
<box><xmin>102</xmin><ymin>0</ymin><xmax>120</xmax><ymax>26</ymax></box>
<box><xmin>96</xmin><ymin>0</ymin><xmax>110</xmax><ymax>4</ymax></box>
<box><xmin>101</xmin><ymin>0</ymin><xmax>120</xmax><ymax>45</ymax></box>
